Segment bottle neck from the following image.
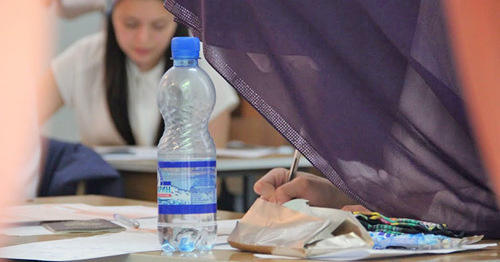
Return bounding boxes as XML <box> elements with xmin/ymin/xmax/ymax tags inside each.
<box><xmin>173</xmin><ymin>58</ymin><xmax>198</xmax><ymax>67</ymax></box>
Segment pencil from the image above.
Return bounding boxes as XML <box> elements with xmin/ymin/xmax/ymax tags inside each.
<box><xmin>287</xmin><ymin>149</ymin><xmax>302</xmax><ymax>181</ymax></box>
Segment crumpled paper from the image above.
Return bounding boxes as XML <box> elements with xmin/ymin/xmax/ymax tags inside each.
<box><xmin>227</xmin><ymin>198</ymin><xmax>374</xmax><ymax>258</ymax></box>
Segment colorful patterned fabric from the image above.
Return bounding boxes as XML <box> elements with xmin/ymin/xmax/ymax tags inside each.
<box><xmin>354</xmin><ymin>212</ymin><xmax>465</xmax><ymax>238</ymax></box>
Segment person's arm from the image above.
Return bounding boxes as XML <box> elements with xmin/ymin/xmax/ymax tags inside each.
<box><xmin>253</xmin><ymin>167</ymin><xmax>364</xmax><ymax>210</ymax></box>
<box><xmin>44</xmin><ymin>0</ymin><xmax>107</xmax><ymax>19</ymax></box>
<box><xmin>2</xmin><ymin>1</ymin><xmax>47</xmax><ymax>203</ymax></box>
<box><xmin>208</xmin><ymin>108</ymin><xmax>231</xmax><ymax>149</ymax></box>
<box><xmin>37</xmin><ymin>69</ymin><xmax>64</xmax><ymax>124</ymax></box>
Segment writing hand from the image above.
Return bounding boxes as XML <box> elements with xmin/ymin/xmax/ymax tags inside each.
<box><xmin>253</xmin><ymin>168</ymin><xmax>341</xmax><ymax>208</ymax></box>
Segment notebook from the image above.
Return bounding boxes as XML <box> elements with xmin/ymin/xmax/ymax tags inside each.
<box><xmin>42</xmin><ymin>219</ymin><xmax>125</xmax><ymax>233</ymax></box>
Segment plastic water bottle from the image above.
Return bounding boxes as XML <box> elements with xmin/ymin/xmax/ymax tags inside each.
<box><xmin>157</xmin><ymin>37</ymin><xmax>217</xmax><ymax>253</ymax></box>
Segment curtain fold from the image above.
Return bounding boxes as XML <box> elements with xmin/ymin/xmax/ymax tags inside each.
<box><xmin>165</xmin><ymin>0</ymin><xmax>500</xmax><ymax>237</ymax></box>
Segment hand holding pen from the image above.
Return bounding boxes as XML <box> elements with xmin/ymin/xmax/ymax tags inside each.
<box><xmin>253</xmin><ymin>149</ymin><xmax>303</xmax><ymax>204</ymax></box>
<box><xmin>253</xmin><ymin>149</ymin><xmax>343</xmax><ymax>208</ymax></box>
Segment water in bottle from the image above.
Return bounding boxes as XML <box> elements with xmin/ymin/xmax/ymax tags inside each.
<box><xmin>157</xmin><ymin>37</ymin><xmax>217</xmax><ymax>253</ymax></box>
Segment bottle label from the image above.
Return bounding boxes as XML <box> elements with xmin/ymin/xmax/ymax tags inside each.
<box><xmin>157</xmin><ymin>160</ymin><xmax>216</xmax><ymax>215</ymax></box>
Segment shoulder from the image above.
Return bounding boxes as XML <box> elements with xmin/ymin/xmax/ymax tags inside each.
<box><xmin>51</xmin><ymin>32</ymin><xmax>107</xmax><ymax>105</ymax></box>
<box><xmin>52</xmin><ymin>32</ymin><xmax>106</xmax><ymax>76</ymax></box>
<box><xmin>56</xmin><ymin>31</ymin><xmax>106</xmax><ymax>62</ymax></box>
<box><xmin>74</xmin><ymin>31</ymin><xmax>106</xmax><ymax>49</ymax></box>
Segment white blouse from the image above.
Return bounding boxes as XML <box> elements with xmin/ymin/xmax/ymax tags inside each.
<box><xmin>51</xmin><ymin>32</ymin><xmax>239</xmax><ymax>146</ymax></box>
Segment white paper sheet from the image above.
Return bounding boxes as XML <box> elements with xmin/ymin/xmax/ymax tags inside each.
<box><xmin>214</xmin><ymin>220</ymin><xmax>239</xmax><ymax>249</ymax></box>
<box><xmin>253</xmin><ymin>243</ymin><xmax>497</xmax><ymax>261</ymax></box>
<box><xmin>217</xmin><ymin>219</ymin><xmax>238</xmax><ymax>235</ymax></box>
<box><xmin>2</xmin><ymin>217</ymin><xmax>491</xmax><ymax>261</ymax></box>
<box><xmin>95</xmin><ymin>145</ymin><xmax>295</xmax><ymax>160</ymax></box>
<box><xmin>214</xmin><ymin>237</ymin><xmax>238</xmax><ymax>250</ymax></box>
<box><xmin>1</xmin><ymin>204</ymin><xmax>157</xmax><ymax>224</ymax></box>
<box><xmin>0</xmin><ymin>223</ymin><xmax>52</xmax><ymax>236</ymax></box>
<box><xmin>216</xmin><ymin>147</ymin><xmax>287</xmax><ymax>158</ymax></box>
<box><xmin>0</xmin><ymin>231</ymin><xmax>159</xmax><ymax>261</ymax></box>
<box><xmin>0</xmin><ymin>219</ymin><xmax>240</xmax><ymax>261</ymax></box>
<box><xmin>1</xmin><ymin>216</ymin><xmax>238</xmax><ymax>237</ymax></box>
<box><xmin>94</xmin><ymin>146</ymin><xmax>157</xmax><ymax>161</ymax></box>
<box><xmin>0</xmin><ymin>217</ymin><xmax>155</xmax><ymax>237</ymax></box>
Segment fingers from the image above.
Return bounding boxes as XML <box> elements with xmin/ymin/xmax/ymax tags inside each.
<box><xmin>253</xmin><ymin>168</ymin><xmax>289</xmax><ymax>202</ymax></box>
<box><xmin>273</xmin><ymin>178</ymin><xmax>305</xmax><ymax>204</ymax></box>
<box><xmin>254</xmin><ymin>182</ymin><xmax>276</xmax><ymax>202</ymax></box>
<box><xmin>254</xmin><ymin>168</ymin><xmax>317</xmax><ymax>205</ymax></box>
<box><xmin>254</xmin><ymin>169</ymin><xmax>364</xmax><ymax>209</ymax></box>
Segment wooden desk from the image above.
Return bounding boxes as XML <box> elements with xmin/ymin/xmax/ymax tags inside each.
<box><xmin>2</xmin><ymin>195</ymin><xmax>499</xmax><ymax>262</ymax></box>
<box><xmin>3</xmin><ymin>195</ymin><xmax>241</xmax><ymax>247</ymax></box>
<box><xmin>107</xmin><ymin>156</ymin><xmax>314</xmax><ymax>211</ymax></box>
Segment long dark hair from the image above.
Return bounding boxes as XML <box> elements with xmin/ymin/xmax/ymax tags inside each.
<box><xmin>104</xmin><ymin>12</ymin><xmax>188</xmax><ymax>145</ymax></box>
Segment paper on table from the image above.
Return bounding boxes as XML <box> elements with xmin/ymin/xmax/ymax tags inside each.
<box><xmin>214</xmin><ymin>220</ymin><xmax>239</xmax><ymax>251</ymax></box>
<box><xmin>120</xmin><ymin>218</ymin><xmax>238</xmax><ymax>235</ymax></box>
<box><xmin>0</xmin><ymin>223</ymin><xmax>52</xmax><ymax>236</ymax></box>
<box><xmin>0</xmin><ymin>231</ymin><xmax>159</xmax><ymax>261</ymax></box>
<box><xmin>0</xmin><ymin>217</ymin><xmax>155</xmax><ymax>237</ymax></box>
<box><xmin>254</xmin><ymin>243</ymin><xmax>498</xmax><ymax>261</ymax></box>
<box><xmin>216</xmin><ymin>147</ymin><xmax>281</xmax><ymax>158</ymax></box>
<box><xmin>0</xmin><ymin>219</ymin><xmax>241</xmax><ymax>261</ymax></box>
<box><xmin>217</xmin><ymin>219</ymin><xmax>239</xmax><ymax>235</ymax></box>
<box><xmin>94</xmin><ymin>146</ymin><xmax>157</xmax><ymax>161</ymax></box>
<box><xmin>95</xmin><ymin>145</ymin><xmax>296</xmax><ymax>160</ymax></box>
<box><xmin>1</xmin><ymin>215</ymin><xmax>238</xmax><ymax>238</ymax></box>
<box><xmin>0</xmin><ymin>204</ymin><xmax>156</xmax><ymax>224</ymax></box>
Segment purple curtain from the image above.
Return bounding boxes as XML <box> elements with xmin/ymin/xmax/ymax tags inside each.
<box><xmin>164</xmin><ymin>0</ymin><xmax>500</xmax><ymax>237</ymax></box>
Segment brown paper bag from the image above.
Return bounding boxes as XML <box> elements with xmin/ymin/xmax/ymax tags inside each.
<box><xmin>228</xmin><ymin>198</ymin><xmax>373</xmax><ymax>258</ymax></box>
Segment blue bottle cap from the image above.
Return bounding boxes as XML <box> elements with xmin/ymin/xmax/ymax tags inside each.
<box><xmin>171</xmin><ymin>37</ymin><xmax>200</xmax><ymax>59</ymax></box>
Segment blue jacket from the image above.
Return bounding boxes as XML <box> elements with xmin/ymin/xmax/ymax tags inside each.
<box><xmin>38</xmin><ymin>138</ymin><xmax>124</xmax><ymax>197</ymax></box>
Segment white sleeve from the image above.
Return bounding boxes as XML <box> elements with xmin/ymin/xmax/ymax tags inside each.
<box><xmin>198</xmin><ymin>50</ymin><xmax>240</xmax><ymax>120</ymax></box>
<box><xmin>57</xmin><ymin>0</ymin><xmax>108</xmax><ymax>18</ymax></box>
<box><xmin>50</xmin><ymin>33</ymin><xmax>103</xmax><ymax>107</ymax></box>
<box><xmin>51</xmin><ymin>42</ymin><xmax>81</xmax><ymax>107</ymax></box>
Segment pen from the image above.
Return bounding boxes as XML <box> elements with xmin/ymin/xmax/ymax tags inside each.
<box><xmin>113</xmin><ymin>213</ymin><xmax>140</xmax><ymax>228</ymax></box>
<box><xmin>287</xmin><ymin>149</ymin><xmax>302</xmax><ymax>181</ymax></box>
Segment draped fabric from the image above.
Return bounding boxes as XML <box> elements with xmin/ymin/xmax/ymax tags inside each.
<box><xmin>38</xmin><ymin>138</ymin><xmax>124</xmax><ymax>197</ymax></box>
<box><xmin>164</xmin><ymin>0</ymin><xmax>500</xmax><ymax>237</ymax></box>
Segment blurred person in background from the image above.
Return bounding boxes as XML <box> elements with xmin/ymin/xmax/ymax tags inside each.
<box><xmin>39</xmin><ymin>0</ymin><xmax>239</xmax><ymax>148</ymax></box>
